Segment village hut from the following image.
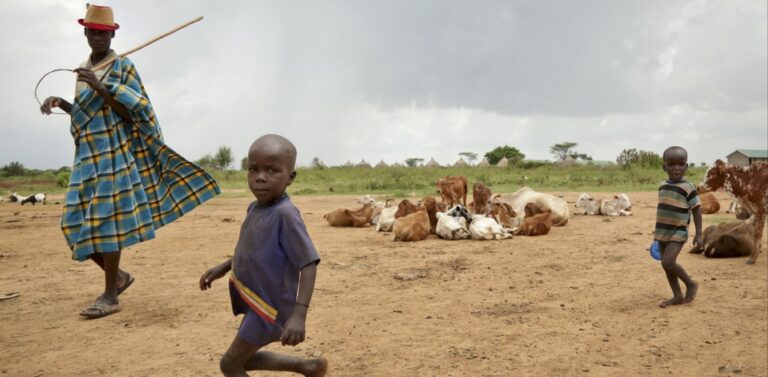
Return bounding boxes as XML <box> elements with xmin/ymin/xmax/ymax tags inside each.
<box><xmin>476</xmin><ymin>158</ymin><xmax>491</xmax><ymax>167</ymax></box>
<box><xmin>375</xmin><ymin>159</ymin><xmax>389</xmax><ymax>168</ymax></box>
<box><xmin>342</xmin><ymin>160</ymin><xmax>354</xmax><ymax>168</ymax></box>
<box><xmin>496</xmin><ymin>157</ymin><xmax>509</xmax><ymax>167</ymax></box>
<box><xmin>454</xmin><ymin>158</ymin><xmax>469</xmax><ymax>167</ymax></box>
<box><xmin>357</xmin><ymin>159</ymin><xmax>372</xmax><ymax>168</ymax></box>
<box><xmin>425</xmin><ymin>158</ymin><xmax>441</xmax><ymax>168</ymax></box>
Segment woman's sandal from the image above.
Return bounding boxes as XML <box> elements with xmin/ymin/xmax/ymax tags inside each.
<box><xmin>80</xmin><ymin>300</ymin><xmax>120</xmax><ymax>319</ymax></box>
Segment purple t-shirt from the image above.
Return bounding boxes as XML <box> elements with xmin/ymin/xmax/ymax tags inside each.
<box><xmin>229</xmin><ymin>194</ymin><xmax>320</xmax><ymax>326</ymax></box>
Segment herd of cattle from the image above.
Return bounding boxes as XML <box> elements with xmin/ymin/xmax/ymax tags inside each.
<box><xmin>324</xmin><ymin>160</ymin><xmax>768</xmax><ymax>264</ymax></box>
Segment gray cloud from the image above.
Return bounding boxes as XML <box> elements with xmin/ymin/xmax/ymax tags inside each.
<box><xmin>1</xmin><ymin>0</ymin><xmax>765</xmax><ymax>169</ymax></box>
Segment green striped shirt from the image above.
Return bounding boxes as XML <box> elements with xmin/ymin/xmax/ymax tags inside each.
<box><xmin>654</xmin><ymin>179</ymin><xmax>700</xmax><ymax>243</ymax></box>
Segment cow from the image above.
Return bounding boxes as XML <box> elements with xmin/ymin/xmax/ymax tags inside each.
<box><xmin>324</xmin><ymin>202</ymin><xmax>375</xmax><ymax>227</ymax></box>
<box><xmin>471</xmin><ymin>182</ymin><xmax>492</xmax><ymax>215</ymax></box>
<box><xmin>698</xmin><ymin>192</ymin><xmax>720</xmax><ymax>215</ymax></box>
<box><xmin>392</xmin><ymin>207</ymin><xmax>430</xmax><ymax>242</ymax></box>
<box><xmin>371</xmin><ymin>199</ymin><xmax>395</xmax><ymax>225</ymax></box>
<box><xmin>435</xmin><ymin>205</ymin><xmax>472</xmax><ymax>240</ymax></box>
<box><xmin>488</xmin><ymin>202</ymin><xmax>517</xmax><ymax>229</ymax></box>
<box><xmin>375</xmin><ymin>206</ymin><xmax>398</xmax><ymax>232</ymax></box>
<box><xmin>599</xmin><ymin>193</ymin><xmax>632</xmax><ymax>216</ymax></box>
<box><xmin>469</xmin><ymin>214</ymin><xmax>512</xmax><ymax>240</ymax></box>
<box><xmin>420</xmin><ymin>196</ymin><xmax>440</xmax><ymax>233</ymax></box>
<box><xmin>701</xmin><ymin>160</ymin><xmax>768</xmax><ymax>264</ymax></box>
<box><xmin>394</xmin><ymin>199</ymin><xmax>419</xmax><ymax>219</ymax></box>
<box><xmin>690</xmin><ymin>220</ymin><xmax>755</xmax><ymax>258</ymax></box>
<box><xmin>514</xmin><ymin>209</ymin><xmax>553</xmax><ymax>236</ymax></box>
<box><xmin>574</xmin><ymin>193</ymin><xmax>631</xmax><ymax>216</ymax></box>
<box><xmin>436</xmin><ymin>176</ymin><xmax>468</xmax><ymax>208</ymax></box>
<box><xmin>492</xmin><ymin>187</ymin><xmax>569</xmax><ymax>227</ymax></box>
<box><xmin>574</xmin><ymin>193</ymin><xmax>601</xmax><ymax>215</ymax></box>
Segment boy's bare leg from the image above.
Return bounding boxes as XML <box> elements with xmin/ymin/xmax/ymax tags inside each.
<box><xmin>221</xmin><ymin>336</ymin><xmax>328</xmax><ymax>377</ymax></box>
<box><xmin>90</xmin><ymin>253</ymin><xmax>132</xmax><ymax>291</ymax></box>
<box><xmin>659</xmin><ymin>242</ymin><xmax>697</xmax><ymax>307</ymax></box>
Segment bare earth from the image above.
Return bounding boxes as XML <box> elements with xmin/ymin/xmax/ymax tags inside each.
<box><xmin>1</xmin><ymin>191</ymin><xmax>766</xmax><ymax>377</ymax></box>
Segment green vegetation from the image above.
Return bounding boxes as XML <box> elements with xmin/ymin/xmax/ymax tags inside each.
<box><xmin>1</xmin><ymin>162</ymin><xmax>708</xmax><ymax>198</ymax></box>
<box><xmin>207</xmin><ymin>165</ymin><xmax>707</xmax><ymax>198</ymax></box>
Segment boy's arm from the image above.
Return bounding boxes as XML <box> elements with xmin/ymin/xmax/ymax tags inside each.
<box><xmin>692</xmin><ymin>206</ymin><xmax>703</xmax><ymax>247</ymax></box>
<box><xmin>280</xmin><ymin>262</ymin><xmax>318</xmax><ymax>346</ymax></box>
<box><xmin>199</xmin><ymin>258</ymin><xmax>232</xmax><ymax>291</ymax></box>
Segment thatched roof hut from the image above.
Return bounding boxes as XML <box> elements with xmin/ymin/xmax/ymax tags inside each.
<box><xmin>424</xmin><ymin>158</ymin><xmax>441</xmax><ymax>167</ymax></box>
<box><xmin>496</xmin><ymin>157</ymin><xmax>509</xmax><ymax>167</ymax></box>
<box><xmin>476</xmin><ymin>158</ymin><xmax>491</xmax><ymax>167</ymax></box>
<box><xmin>375</xmin><ymin>159</ymin><xmax>389</xmax><ymax>168</ymax></box>
<box><xmin>342</xmin><ymin>160</ymin><xmax>354</xmax><ymax>167</ymax></box>
<box><xmin>357</xmin><ymin>159</ymin><xmax>372</xmax><ymax>168</ymax></box>
<box><xmin>454</xmin><ymin>158</ymin><xmax>469</xmax><ymax>167</ymax></box>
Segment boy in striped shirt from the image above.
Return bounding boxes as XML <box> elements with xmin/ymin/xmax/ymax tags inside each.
<box><xmin>655</xmin><ymin>146</ymin><xmax>702</xmax><ymax>308</ymax></box>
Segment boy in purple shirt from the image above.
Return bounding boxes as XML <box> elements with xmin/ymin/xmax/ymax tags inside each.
<box><xmin>200</xmin><ymin>135</ymin><xmax>327</xmax><ymax>377</ymax></box>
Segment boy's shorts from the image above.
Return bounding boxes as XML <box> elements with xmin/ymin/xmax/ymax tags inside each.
<box><xmin>238</xmin><ymin>307</ymin><xmax>283</xmax><ymax>347</ymax></box>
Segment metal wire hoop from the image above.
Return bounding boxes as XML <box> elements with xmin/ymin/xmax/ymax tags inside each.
<box><xmin>35</xmin><ymin>68</ymin><xmax>74</xmax><ymax>115</ymax></box>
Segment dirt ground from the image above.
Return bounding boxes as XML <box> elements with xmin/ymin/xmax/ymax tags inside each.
<box><xmin>1</xmin><ymin>191</ymin><xmax>766</xmax><ymax>377</ymax></box>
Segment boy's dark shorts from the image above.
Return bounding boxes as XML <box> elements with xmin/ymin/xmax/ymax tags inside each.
<box><xmin>238</xmin><ymin>307</ymin><xmax>283</xmax><ymax>347</ymax></box>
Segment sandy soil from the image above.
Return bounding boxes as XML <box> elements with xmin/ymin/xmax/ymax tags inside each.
<box><xmin>1</xmin><ymin>191</ymin><xmax>766</xmax><ymax>377</ymax></box>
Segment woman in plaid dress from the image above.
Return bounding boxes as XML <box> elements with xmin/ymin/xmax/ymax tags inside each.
<box><xmin>40</xmin><ymin>5</ymin><xmax>220</xmax><ymax>318</ymax></box>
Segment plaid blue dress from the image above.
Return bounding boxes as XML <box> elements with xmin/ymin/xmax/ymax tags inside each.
<box><xmin>62</xmin><ymin>53</ymin><xmax>220</xmax><ymax>261</ymax></box>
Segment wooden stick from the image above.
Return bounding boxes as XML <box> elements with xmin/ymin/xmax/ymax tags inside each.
<box><xmin>91</xmin><ymin>16</ymin><xmax>204</xmax><ymax>71</ymax></box>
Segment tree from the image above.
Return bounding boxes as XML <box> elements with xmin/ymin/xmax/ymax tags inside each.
<box><xmin>196</xmin><ymin>155</ymin><xmax>216</xmax><ymax>170</ymax></box>
<box><xmin>404</xmin><ymin>158</ymin><xmax>424</xmax><ymax>167</ymax></box>
<box><xmin>550</xmin><ymin>142</ymin><xmax>591</xmax><ymax>161</ymax></box>
<box><xmin>1</xmin><ymin>161</ymin><xmax>25</xmax><ymax>176</ymax></box>
<box><xmin>458</xmin><ymin>152</ymin><xmax>478</xmax><ymax>165</ymax></box>
<box><xmin>616</xmin><ymin>148</ymin><xmax>639</xmax><ymax>168</ymax></box>
<box><xmin>241</xmin><ymin>157</ymin><xmax>248</xmax><ymax>170</ymax></box>
<box><xmin>214</xmin><ymin>146</ymin><xmax>233</xmax><ymax>170</ymax></box>
<box><xmin>484</xmin><ymin>146</ymin><xmax>525</xmax><ymax>165</ymax></box>
<box><xmin>550</xmin><ymin>142</ymin><xmax>578</xmax><ymax>161</ymax></box>
<box><xmin>311</xmin><ymin>157</ymin><xmax>326</xmax><ymax>169</ymax></box>
<box><xmin>616</xmin><ymin>148</ymin><xmax>662</xmax><ymax>169</ymax></box>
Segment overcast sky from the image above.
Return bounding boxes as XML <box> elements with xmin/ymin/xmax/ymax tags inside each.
<box><xmin>1</xmin><ymin>0</ymin><xmax>766</xmax><ymax>169</ymax></box>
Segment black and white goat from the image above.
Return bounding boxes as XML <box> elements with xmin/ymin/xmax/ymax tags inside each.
<box><xmin>10</xmin><ymin>192</ymin><xmax>47</xmax><ymax>205</ymax></box>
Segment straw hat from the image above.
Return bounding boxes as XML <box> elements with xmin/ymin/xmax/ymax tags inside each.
<box><xmin>78</xmin><ymin>4</ymin><xmax>120</xmax><ymax>31</ymax></box>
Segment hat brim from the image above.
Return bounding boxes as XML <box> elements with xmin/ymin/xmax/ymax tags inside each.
<box><xmin>78</xmin><ymin>19</ymin><xmax>119</xmax><ymax>31</ymax></box>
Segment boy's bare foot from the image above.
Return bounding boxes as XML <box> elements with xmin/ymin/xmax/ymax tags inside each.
<box><xmin>659</xmin><ymin>296</ymin><xmax>684</xmax><ymax>308</ymax></box>
<box><xmin>684</xmin><ymin>281</ymin><xmax>698</xmax><ymax>303</ymax></box>
<box><xmin>303</xmin><ymin>357</ymin><xmax>328</xmax><ymax>377</ymax></box>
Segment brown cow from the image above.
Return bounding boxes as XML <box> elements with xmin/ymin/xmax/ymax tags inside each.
<box><xmin>690</xmin><ymin>220</ymin><xmax>755</xmax><ymax>258</ymax></box>
<box><xmin>523</xmin><ymin>202</ymin><xmax>547</xmax><ymax>218</ymax></box>
<box><xmin>392</xmin><ymin>207</ymin><xmax>430</xmax><ymax>242</ymax></box>
<box><xmin>696</xmin><ymin>186</ymin><xmax>720</xmax><ymax>214</ymax></box>
<box><xmin>394</xmin><ymin>199</ymin><xmax>419</xmax><ymax>219</ymax></box>
<box><xmin>472</xmin><ymin>182</ymin><xmax>492</xmax><ymax>215</ymax></box>
<box><xmin>420</xmin><ymin>196</ymin><xmax>440</xmax><ymax>233</ymax></box>
<box><xmin>514</xmin><ymin>209</ymin><xmax>553</xmax><ymax>236</ymax></box>
<box><xmin>324</xmin><ymin>203</ymin><xmax>374</xmax><ymax>227</ymax></box>
<box><xmin>436</xmin><ymin>176</ymin><xmax>468</xmax><ymax>208</ymax></box>
<box><xmin>488</xmin><ymin>202</ymin><xmax>517</xmax><ymax>229</ymax></box>
<box><xmin>702</xmin><ymin>160</ymin><xmax>768</xmax><ymax>264</ymax></box>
